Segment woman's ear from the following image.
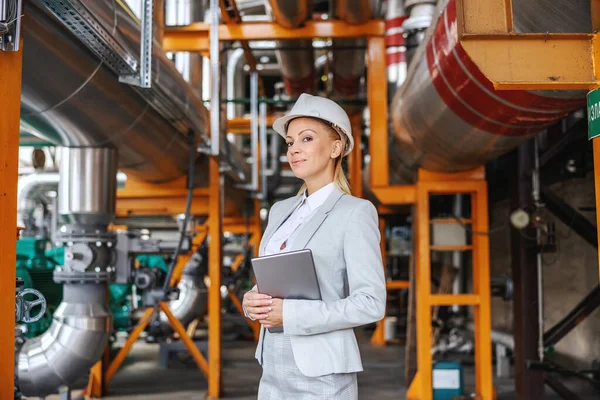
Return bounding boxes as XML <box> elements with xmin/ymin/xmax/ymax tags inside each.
<box><xmin>331</xmin><ymin>140</ymin><xmax>342</xmax><ymax>158</ymax></box>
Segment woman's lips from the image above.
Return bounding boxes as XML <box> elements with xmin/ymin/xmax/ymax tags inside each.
<box><xmin>291</xmin><ymin>159</ymin><xmax>305</xmax><ymax>166</ymax></box>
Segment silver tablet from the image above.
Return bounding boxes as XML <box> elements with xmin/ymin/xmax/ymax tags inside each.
<box><xmin>251</xmin><ymin>249</ymin><xmax>322</xmax><ymax>333</ymax></box>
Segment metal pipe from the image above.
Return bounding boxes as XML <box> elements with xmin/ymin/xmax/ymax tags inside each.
<box><xmin>20</xmin><ymin>1</ymin><xmax>202</xmax><ymax>183</ymax></box>
<box><xmin>390</xmin><ymin>0</ymin><xmax>586</xmax><ymax>175</ymax></box>
<box><xmin>331</xmin><ymin>0</ymin><xmax>383</xmax><ymax>105</ymax></box>
<box><xmin>160</xmin><ymin>252</ymin><xmax>207</xmax><ymax>330</ymax></box>
<box><xmin>266</xmin><ymin>0</ymin><xmax>316</xmax><ymax>95</ymax></box>
<box><xmin>22</xmin><ymin>1</ymin><xmax>247</xmax><ymax>183</ymax></box>
<box><xmin>385</xmin><ymin>0</ymin><xmax>408</xmax><ymax>99</ymax></box>
<box><xmin>17</xmin><ymin>284</ymin><xmax>111</xmax><ymax>397</ymax></box>
<box><xmin>260</xmin><ymin>101</ymin><xmax>268</xmax><ymax>200</ymax></box>
<box><xmin>17</xmin><ymin>171</ymin><xmax>127</xmax><ymax>229</ymax></box>
<box><xmin>58</xmin><ymin>148</ymin><xmax>118</xmax><ymax>229</ymax></box>
<box><xmin>210</xmin><ymin>0</ymin><xmax>220</xmax><ymax>156</ymax></box>
<box><xmin>227</xmin><ymin>48</ymin><xmax>248</xmax><ymax>119</ymax></box>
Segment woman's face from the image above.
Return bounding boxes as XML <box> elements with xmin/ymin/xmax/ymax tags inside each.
<box><xmin>285</xmin><ymin>117</ymin><xmax>342</xmax><ymax>182</ymax></box>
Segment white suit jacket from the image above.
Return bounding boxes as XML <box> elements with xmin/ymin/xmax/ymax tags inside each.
<box><xmin>246</xmin><ymin>186</ymin><xmax>386</xmax><ymax>377</ymax></box>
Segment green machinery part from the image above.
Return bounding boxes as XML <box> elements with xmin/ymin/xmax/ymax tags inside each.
<box><xmin>16</xmin><ymin>237</ymin><xmax>63</xmax><ymax>338</ymax></box>
<box><xmin>16</xmin><ymin>237</ymin><xmax>172</xmax><ymax>336</ymax></box>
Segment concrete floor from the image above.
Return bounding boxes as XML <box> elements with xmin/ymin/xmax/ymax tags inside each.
<box><xmin>44</xmin><ymin>327</ymin><xmax>599</xmax><ymax>400</ymax></box>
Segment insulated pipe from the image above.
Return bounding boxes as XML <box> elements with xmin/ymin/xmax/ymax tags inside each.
<box><xmin>512</xmin><ymin>0</ymin><xmax>592</xmax><ymax>34</ymax></box>
<box><xmin>17</xmin><ymin>284</ymin><xmax>112</xmax><ymax>397</ymax></box>
<box><xmin>159</xmin><ymin>251</ymin><xmax>208</xmax><ymax>330</ymax></box>
<box><xmin>166</xmin><ymin>0</ymin><xmax>205</xmax><ymax>99</ymax></box>
<box><xmin>21</xmin><ymin>1</ymin><xmax>247</xmax><ymax>183</ymax></box>
<box><xmin>267</xmin><ymin>0</ymin><xmax>316</xmax><ymax>95</ymax></box>
<box><xmin>17</xmin><ymin>172</ymin><xmax>60</xmax><ymax>228</ymax></box>
<box><xmin>390</xmin><ymin>0</ymin><xmax>586</xmax><ymax>176</ymax></box>
<box><xmin>331</xmin><ymin>0</ymin><xmax>383</xmax><ymax>104</ymax></box>
<box><xmin>385</xmin><ymin>0</ymin><xmax>407</xmax><ymax>98</ymax></box>
<box><xmin>17</xmin><ymin>172</ymin><xmax>127</xmax><ymax>229</ymax></box>
<box><xmin>58</xmin><ymin>147</ymin><xmax>118</xmax><ymax>228</ymax></box>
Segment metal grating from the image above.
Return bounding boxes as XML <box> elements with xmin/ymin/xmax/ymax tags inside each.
<box><xmin>40</xmin><ymin>0</ymin><xmax>137</xmax><ymax>75</ymax></box>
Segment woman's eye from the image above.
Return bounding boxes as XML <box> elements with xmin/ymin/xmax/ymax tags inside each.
<box><xmin>302</xmin><ymin>136</ymin><xmax>312</xmax><ymax>142</ymax></box>
<box><xmin>286</xmin><ymin>142</ymin><xmax>293</xmax><ymax>147</ymax></box>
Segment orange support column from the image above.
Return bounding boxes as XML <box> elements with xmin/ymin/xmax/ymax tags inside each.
<box><xmin>208</xmin><ymin>156</ymin><xmax>222</xmax><ymax>399</ymax></box>
<box><xmin>367</xmin><ymin>36</ymin><xmax>389</xmax><ymax>188</ymax></box>
<box><xmin>0</xmin><ymin>46</ymin><xmax>23</xmax><ymax>399</ymax></box>
<box><xmin>408</xmin><ymin>169</ymin><xmax>493</xmax><ymax>400</ymax></box>
<box><xmin>472</xmin><ymin>182</ymin><xmax>494</xmax><ymax>399</ymax></box>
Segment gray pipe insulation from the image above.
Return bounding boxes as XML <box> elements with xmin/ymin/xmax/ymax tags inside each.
<box><xmin>17</xmin><ymin>284</ymin><xmax>111</xmax><ymax>397</ymax></box>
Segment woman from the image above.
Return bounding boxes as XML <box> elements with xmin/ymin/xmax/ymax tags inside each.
<box><xmin>243</xmin><ymin>93</ymin><xmax>386</xmax><ymax>399</ymax></box>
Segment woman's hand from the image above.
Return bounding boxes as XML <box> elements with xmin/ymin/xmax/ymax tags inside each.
<box><xmin>243</xmin><ymin>291</ymin><xmax>272</xmax><ymax>320</ymax></box>
<box><xmin>260</xmin><ymin>298</ymin><xmax>283</xmax><ymax>329</ymax></box>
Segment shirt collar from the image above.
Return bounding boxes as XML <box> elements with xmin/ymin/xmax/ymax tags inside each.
<box><xmin>302</xmin><ymin>182</ymin><xmax>336</xmax><ymax>212</ymax></box>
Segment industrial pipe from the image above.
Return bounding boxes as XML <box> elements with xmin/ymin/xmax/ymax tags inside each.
<box><xmin>159</xmin><ymin>251</ymin><xmax>208</xmax><ymax>330</ymax></box>
<box><xmin>17</xmin><ymin>284</ymin><xmax>111</xmax><ymax>397</ymax></box>
<box><xmin>385</xmin><ymin>0</ymin><xmax>407</xmax><ymax>98</ymax></box>
<box><xmin>267</xmin><ymin>0</ymin><xmax>316</xmax><ymax>95</ymax></box>
<box><xmin>21</xmin><ymin>1</ymin><xmax>247</xmax><ymax>183</ymax></box>
<box><xmin>331</xmin><ymin>0</ymin><xmax>383</xmax><ymax>103</ymax></box>
<box><xmin>390</xmin><ymin>0</ymin><xmax>586</xmax><ymax>176</ymax></box>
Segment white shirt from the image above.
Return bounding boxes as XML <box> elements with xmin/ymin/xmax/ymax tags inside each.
<box><xmin>264</xmin><ymin>182</ymin><xmax>336</xmax><ymax>256</ymax></box>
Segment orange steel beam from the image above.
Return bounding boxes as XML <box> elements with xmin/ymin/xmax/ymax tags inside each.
<box><xmin>371</xmin><ymin>218</ymin><xmax>388</xmax><ymax>347</ymax></box>
<box><xmin>105</xmin><ymin>307</ymin><xmax>155</xmax><ymax>384</ymax></box>
<box><xmin>163</xmin><ymin>20</ymin><xmax>385</xmax><ymax>52</ymax></box>
<box><xmin>86</xmin><ymin>347</ymin><xmax>109</xmax><ymax>396</ymax></box>
<box><xmin>208</xmin><ymin>156</ymin><xmax>222</xmax><ymax>399</ymax></box>
<box><xmin>371</xmin><ymin>186</ymin><xmax>416</xmax><ymax>205</ymax></box>
<box><xmin>409</xmin><ymin>171</ymin><xmax>493</xmax><ymax>400</ymax></box>
<box><xmin>456</xmin><ymin>0</ymin><xmax>598</xmax><ymax>90</ymax></box>
<box><xmin>227</xmin><ymin>116</ymin><xmax>277</xmax><ymax>134</ymax></box>
<box><xmin>367</xmin><ymin>36</ymin><xmax>389</xmax><ymax>189</ymax></box>
<box><xmin>471</xmin><ymin>181</ymin><xmax>493</xmax><ymax>398</ymax></box>
<box><xmin>0</xmin><ymin>44</ymin><xmax>23</xmax><ymax>398</ymax></box>
<box><xmin>115</xmin><ymin>177</ymin><xmax>242</xmax><ymax>217</ymax></box>
<box><xmin>170</xmin><ymin>228</ymin><xmax>208</xmax><ymax>286</ymax></box>
<box><xmin>386</xmin><ymin>280</ymin><xmax>410</xmax><ymax>290</ymax></box>
<box><xmin>349</xmin><ymin>117</ymin><xmax>364</xmax><ymax>198</ymax></box>
<box><xmin>159</xmin><ymin>302</ymin><xmax>210</xmax><ymax>377</ymax></box>
<box><xmin>227</xmin><ymin>288</ymin><xmax>260</xmax><ymax>340</ymax></box>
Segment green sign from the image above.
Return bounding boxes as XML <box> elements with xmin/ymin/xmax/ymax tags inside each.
<box><xmin>588</xmin><ymin>87</ymin><xmax>600</xmax><ymax>139</ymax></box>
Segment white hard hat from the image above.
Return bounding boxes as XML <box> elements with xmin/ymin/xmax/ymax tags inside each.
<box><xmin>273</xmin><ymin>93</ymin><xmax>354</xmax><ymax>156</ymax></box>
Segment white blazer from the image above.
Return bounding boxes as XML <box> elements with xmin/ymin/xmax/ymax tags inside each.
<box><xmin>246</xmin><ymin>186</ymin><xmax>386</xmax><ymax>377</ymax></box>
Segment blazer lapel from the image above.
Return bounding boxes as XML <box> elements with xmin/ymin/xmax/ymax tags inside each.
<box><xmin>259</xmin><ymin>195</ymin><xmax>303</xmax><ymax>255</ymax></box>
<box><xmin>290</xmin><ymin>187</ymin><xmax>345</xmax><ymax>251</ymax></box>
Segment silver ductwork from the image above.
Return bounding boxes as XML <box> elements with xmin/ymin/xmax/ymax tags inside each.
<box><xmin>17</xmin><ymin>172</ymin><xmax>60</xmax><ymax>228</ymax></box>
<box><xmin>17</xmin><ymin>284</ymin><xmax>112</xmax><ymax>397</ymax></box>
<box><xmin>21</xmin><ymin>0</ymin><xmax>247</xmax><ymax>183</ymax></box>
<box><xmin>166</xmin><ymin>0</ymin><xmax>204</xmax><ymax>98</ymax></box>
<box><xmin>160</xmin><ymin>251</ymin><xmax>208</xmax><ymax>330</ymax></box>
<box><xmin>267</xmin><ymin>0</ymin><xmax>316</xmax><ymax>95</ymax></box>
<box><xmin>58</xmin><ymin>147</ymin><xmax>118</xmax><ymax>228</ymax></box>
<box><xmin>512</xmin><ymin>0</ymin><xmax>592</xmax><ymax>34</ymax></box>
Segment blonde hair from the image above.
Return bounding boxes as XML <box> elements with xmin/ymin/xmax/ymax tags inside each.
<box><xmin>296</xmin><ymin>119</ymin><xmax>352</xmax><ymax>196</ymax></box>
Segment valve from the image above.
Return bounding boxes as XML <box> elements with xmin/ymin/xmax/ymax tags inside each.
<box><xmin>15</xmin><ymin>281</ymin><xmax>46</xmax><ymax>323</ymax></box>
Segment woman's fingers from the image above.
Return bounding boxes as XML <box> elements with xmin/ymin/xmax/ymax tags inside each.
<box><xmin>246</xmin><ymin>306</ymin><xmax>271</xmax><ymax>314</ymax></box>
<box><xmin>249</xmin><ymin>313</ymin><xmax>268</xmax><ymax>320</ymax></box>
